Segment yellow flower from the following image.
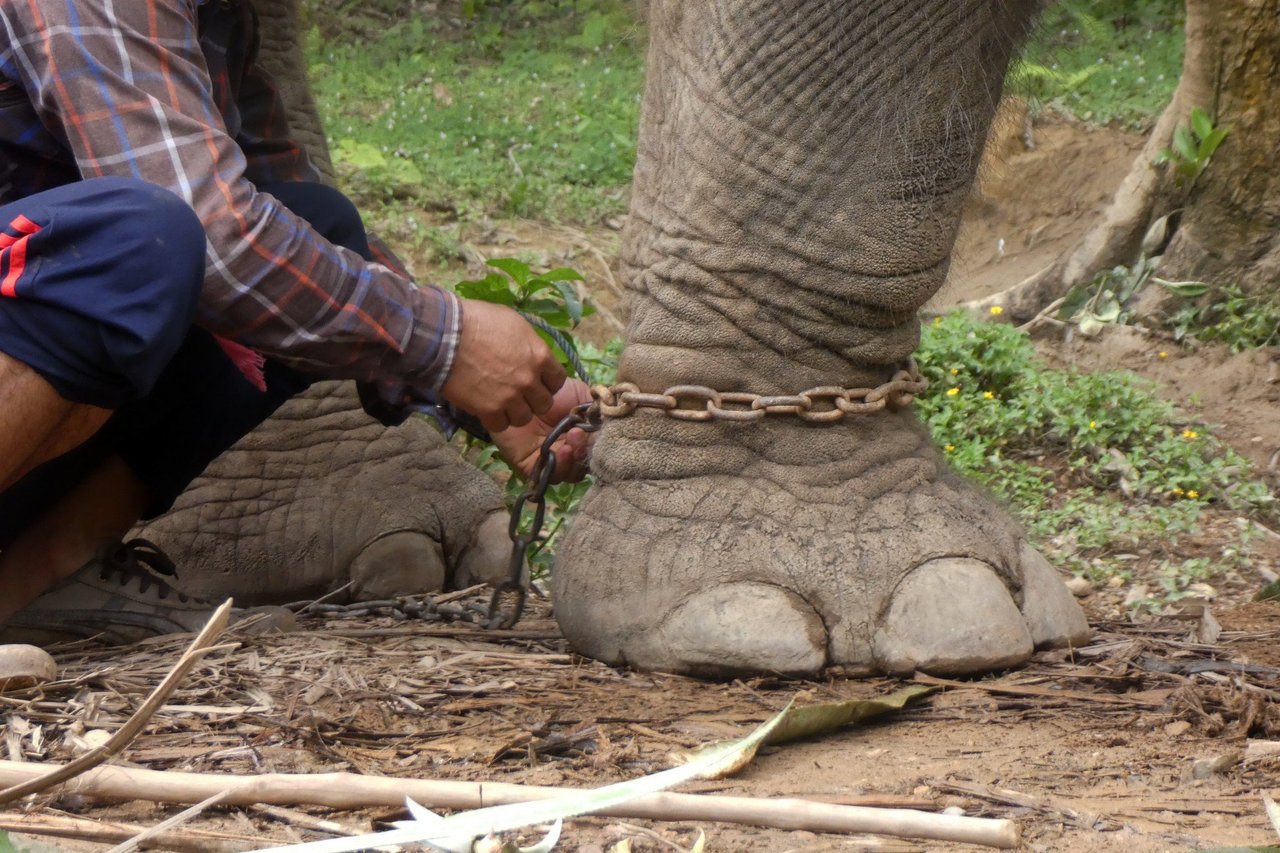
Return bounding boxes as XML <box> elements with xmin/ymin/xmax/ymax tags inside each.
<box><xmin>949</xmin><ymin>367</ymin><xmax>959</xmax><ymax>376</ymax></box>
<box><xmin>1182</xmin><ymin>429</ymin><xmax>1198</xmax><ymax>440</ymax></box>
<box><xmin>983</xmin><ymin>391</ymin><xmax>995</xmax><ymax>400</ymax></box>
<box><xmin>944</xmin><ymin>444</ymin><xmax>956</xmax><ymax>452</ymax></box>
<box><xmin>1171</xmin><ymin>487</ymin><xmax>1185</xmax><ymax>496</ymax></box>
<box><xmin>946</xmin><ymin>387</ymin><xmax>960</xmax><ymax>397</ymax></box>
<box><xmin>932</xmin><ymin>317</ymin><xmax>942</xmax><ymax>326</ymax></box>
<box><xmin>1158</xmin><ymin>351</ymin><xmax>1169</xmax><ymax>359</ymax></box>
<box><xmin>1089</xmin><ymin>420</ymin><xmax>1097</xmax><ymax>430</ymax></box>
<box><xmin>1187</xmin><ymin>489</ymin><xmax>1200</xmax><ymax>499</ymax></box>
<box><xmin>990</xmin><ymin>306</ymin><xmax>1004</xmax><ymax>316</ymax></box>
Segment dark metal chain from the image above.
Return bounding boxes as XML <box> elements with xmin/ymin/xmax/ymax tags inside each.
<box><xmin>486</xmin><ymin>400</ymin><xmax>602</xmax><ymax>628</ymax></box>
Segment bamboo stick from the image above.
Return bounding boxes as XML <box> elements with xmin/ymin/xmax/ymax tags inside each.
<box><xmin>0</xmin><ymin>760</ymin><xmax>1019</xmax><ymax>848</ymax></box>
<box><xmin>0</xmin><ymin>600</ymin><xmax>234</xmax><ymax>807</ymax></box>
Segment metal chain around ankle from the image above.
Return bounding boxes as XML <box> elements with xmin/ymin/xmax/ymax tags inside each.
<box><xmin>486</xmin><ymin>360</ymin><xmax>927</xmax><ymax>629</ymax></box>
<box><xmin>592</xmin><ymin>358</ymin><xmax>926</xmax><ymax>423</ymax></box>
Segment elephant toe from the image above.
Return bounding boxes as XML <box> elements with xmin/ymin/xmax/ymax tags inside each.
<box><xmin>349</xmin><ymin>531</ymin><xmax>447</xmax><ymax>599</ymax></box>
<box><xmin>873</xmin><ymin>558</ymin><xmax>1033</xmax><ymax>676</ymax></box>
<box><xmin>452</xmin><ymin>510</ymin><xmax>514</xmax><ymax>589</ymax></box>
<box><xmin>634</xmin><ymin>583</ymin><xmax>827</xmax><ymax>678</ymax></box>
<box><xmin>1019</xmin><ymin>543</ymin><xmax>1091</xmax><ymax>649</ymax></box>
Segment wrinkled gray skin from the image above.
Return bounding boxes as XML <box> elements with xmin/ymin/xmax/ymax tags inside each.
<box><xmin>157</xmin><ymin>0</ymin><xmax>1088</xmax><ymax>675</ymax></box>
<box><xmin>551</xmin><ymin>0</ymin><xmax>1088</xmax><ymax>677</ymax></box>
<box><xmin>138</xmin><ymin>382</ymin><xmax>512</xmax><ymax>603</ymax></box>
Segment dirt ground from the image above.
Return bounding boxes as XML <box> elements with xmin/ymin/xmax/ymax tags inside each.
<box><xmin>4</xmin><ymin>115</ymin><xmax>1280</xmax><ymax>853</ymax></box>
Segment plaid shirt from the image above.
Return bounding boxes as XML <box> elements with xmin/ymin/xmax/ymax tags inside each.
<box><xmin>0</xmin><ymin>0</ymin><xmax>460</xmax><ymax>399</ymax></box>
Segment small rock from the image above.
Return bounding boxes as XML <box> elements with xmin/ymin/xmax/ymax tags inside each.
<box><xmin>1192</xmin><ymin>752</ymin><xmax>1240</xmax><ymax>779</ymax></box>
<box><xmin>1065</xmin><ymin>576</ymin><xmax>1093</xmax><ymax>597</ymax></box>
<box><xmin>0</xmin><ymin>644</ymin><xmax>56</xmax><ymax>692</ymax></box>
<box><xmin>942</xmin><ymin>806</ymin><xmax>966</xmax><ymax>816</ymax></box>
<box><xmin>1123</xmin><ymin>584</ymin><xmax>1150</xmax><ymax>607</ymax></box>
<box><xmin>1107</xmin><ymin>575</ymin><xmax>1125</xmax><ymax>589</ymax></box>
<box><xmin>1165</xmin><ymin>720</ymin><xmax>1192</xmax><ymax>737</ymax></box>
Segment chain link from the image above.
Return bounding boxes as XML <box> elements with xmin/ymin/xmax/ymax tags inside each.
<box><xmin>486</xmin><ymin>359</ymin><xmax>927</xmax><ymax>629</ymax></box>
<box><xmin>592</xmin><ymin>358</ymin><xmax>926</xmax><ymax>423</ymax></box>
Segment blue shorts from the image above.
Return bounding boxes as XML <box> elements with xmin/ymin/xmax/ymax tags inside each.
<box><xmin>0</xmin><ymin>177</ymin><xmax>373</xmax><ymax>542</ymax></box>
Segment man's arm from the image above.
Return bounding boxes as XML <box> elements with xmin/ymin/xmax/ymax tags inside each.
<box><xmin>1</xmin><ymin>0</ymin><xmax>562</xmax><ymax>430</ymax></box>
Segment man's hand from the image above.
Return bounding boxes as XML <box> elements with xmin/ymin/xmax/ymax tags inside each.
<box><xmin>492</xmin><ymin>379</ymin><xmax>594</xmax><ymax>483</ymax></box>
<box><xmin>442</xmin><ymin>299</ymin><xmax>567</xmax><ymax>434</ymax></box>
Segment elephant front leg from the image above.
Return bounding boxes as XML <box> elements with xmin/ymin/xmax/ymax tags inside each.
<box><xmin>550</xmin><ymin>0</ymin><xmax>1087</xmax><ymax>677</ymax></box>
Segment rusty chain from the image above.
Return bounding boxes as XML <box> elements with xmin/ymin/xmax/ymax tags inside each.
<box><xmin>485</xmin><ymin>359</ymin><xmax>927</xmax><ymax>628</ymax></box>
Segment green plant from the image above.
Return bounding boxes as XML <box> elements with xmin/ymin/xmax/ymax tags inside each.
<box><xmin>918</xmin><ymin>311</ymin><xmax>1274</xmax><ymax>605</ymax></box>
<box><xmin>1056</xmin><ymin>256</ymin><xmax>1158</xmax><ymax>335</ymax></box>
<box><xmin>1154</xmin><ymin>106</ymin><xmax>1229</xmax><ymax>186</ymax></box>
<box><xmin>1163</xmin><ymin>281</ymin><xmax>1280</xmax><ymax>351</ymax></box>
<box><xmin>307</xmin><ymin>0</ymin><xmax>643</xmax><ymax>224</ymax></box>
<box><xmin>1021</xmin><ymin>0</ymin><xmax>1183</xmax><ymax>127</ymax></box>
<box><xmin>453</xmin><ymin>258</ymin><xmax>618</xmax><ymax>580</ymax></box>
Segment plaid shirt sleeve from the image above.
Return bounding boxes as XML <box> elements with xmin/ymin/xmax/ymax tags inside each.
<box><xmin>0</xmin><ymin>0</ymin><xmax>461</xmax><ymax>394</ymax></box>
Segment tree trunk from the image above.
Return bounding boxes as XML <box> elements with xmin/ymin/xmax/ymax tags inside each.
<box><xmin>252</xmin><ymin>0</ymin><xmax>336</xmax><ymax>182</ymax></box>
<box><xmin>1157</xmin><ymin>0</ymin><xmax>1280</xmax><ymax>296</ymax></box>
<box><xmin>969</xmin><ymin>0</ymin><xmax>1280</xmax><ymax>320</ymax></box>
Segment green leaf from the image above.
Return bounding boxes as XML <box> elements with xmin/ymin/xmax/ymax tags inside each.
<box><xmin>0</xmin><ymin>832</ymin><xmax>16</xmax><ymax>853</ymax></box>
<box><xmin>576</xmin><ymin>11</ymin><xmax>608</xmax><ymax>50</ymax></box>
<box><xmin>526</xmin><ymin>301</ymin><xmax>573</xmax><ymax>330</ymax></box>
<box><xmin>553</xmin><ymin>280</ymin><xmax>585</xmax><ymax>325</ymax></box>
<box><xmin>487</xmin><ymin>257</ymin><xmax>532</xmax><ymax>288</ymax></box>
<box><xmin>1173</xmin><ymin>125</ymin><xmax>1198</xmax><ymax>164</ymax></box>
<box><xmin>1057</xmin><ymin>285</ymin><xmax>1093</xmax><ymax>321</ymax></box>
<box><xmin>1093</xmin><ymin>294</ymin><xmax>1121</xmax><ymax>323</ymax></box>
<box><xmin>456</xmin><ymin>274</ymin><xmax>517</xmax><ymax>306</ymax></box>
<box><xmin>1199</xmin><ymin>126</ymin><xmax>1228</xmax><ymax>160</ymax></box>
<box><xmin>540</xmin><ymin>267</ymin><xmax>586</xmax><ymax>283</ymax></box>
<box><xmin>1190</xmin><ymin>106</ymin><xmax>1214</xmax><ymax>141</ymax></box>
<box><xmin>1156</xmin><ymin>278</ymin><xmax>1211</xmax><ymax>299</ymax></box>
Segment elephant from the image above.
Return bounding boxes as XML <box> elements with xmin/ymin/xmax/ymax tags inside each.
<box><xmin>150</xmin><ymin>0</ymin><xmax>1088</xmax><ymax>677</ymax></box>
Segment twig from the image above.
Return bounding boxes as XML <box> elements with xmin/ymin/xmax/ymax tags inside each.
<box><xmin>1015</xmin><ymin>296</ymin><xmax>1067</xmax><ymax>332</ymax></box>
<box><xmin>251</xmin><ymin>804</ymin><xmax>366</xmax><ymax>837</ymax></box>
<box><xmin>105</xmin><ymin>789</ymin><xmax>229</xmax><ymax>853</ymax></box>
<box><xmin>0</xmin><ymin>811</ymin><xmax>255</xmax><ymax>853</ymax></box>
<box><xmin>0</xmin><ymin>600</ymin><xmax>233</xmax><ymax>807</ymax></box>
<box><xmin>0</xmin><ymin>760</ymin><xmax>1020</xmax><ymax>848</ymax></box>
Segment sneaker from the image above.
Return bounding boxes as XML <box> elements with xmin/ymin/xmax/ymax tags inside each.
<box><xmin>0</xmin><ymin>538</ymin><xmax>295</xmax><ymax>645</ymax></box>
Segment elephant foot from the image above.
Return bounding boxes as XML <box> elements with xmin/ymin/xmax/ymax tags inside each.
<box><xmin>136</xmin><ymin>381</ymin><xmax>511</xmax><ymax>605</ymax></box>
<box><xmin>553</xmin><ymin>409</ymin><xmax>1088</xmax><ymax>678</ymax></box>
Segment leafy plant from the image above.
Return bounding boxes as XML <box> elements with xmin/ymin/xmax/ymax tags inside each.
<box><xmin>1057</xmin><ymin>256</ymin><xmax>1159</xmax><ymax>335</ymax></box>
<box><xmin>453</xmin><ymin>259</ymin><xmax>615</xmax><ymax>580</ymax></box>
<box><xmin>1162</xmin><ymin>281</ymin><xmax>1280</xmax><ymax>351</ymax></box>
<box><xmin>919</xmin><ymin>311</ymin><xmax>1274</xmax><ymax>605</ymax></box>
<box><xmin>1154</xmin><ymin>106</ymin><xmax>1229</xmax><ymax>186</ymax></box>
<box><xmin>1021</xmin><ymin>0</ymin><xmax>1183</xmax><ymax>127</ymax></box>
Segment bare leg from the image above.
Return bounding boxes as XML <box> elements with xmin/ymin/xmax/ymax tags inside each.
<box><xmin>0</xmin><ymin>352</ymin><xmax>111</xmax><ymax>491</ymax></box>
<box><xmin>0</xmin><ymin>457</ymin><xmax>150</xmax><ymax>622</ymax></box>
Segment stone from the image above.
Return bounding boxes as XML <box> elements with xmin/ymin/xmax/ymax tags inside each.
<box><xmin>0</xmin><ymin>644</ymin><xmax>56</xmax><ymax>692</ymax></box>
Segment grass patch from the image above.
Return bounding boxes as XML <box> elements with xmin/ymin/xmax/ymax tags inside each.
<box><xmin>1018</xmin><ymin>0</ymin><xmax>1184</xmax><ymax>127</ymax></box>
<box><xmin>919</xmin><ymin>312</ymin><xmax>1273</xmax><ymax>601</ymax></box>
<box><xmin>303</xmin><ymin>0</ymin><xmax>644</xmax><ymax>223</ymax></box>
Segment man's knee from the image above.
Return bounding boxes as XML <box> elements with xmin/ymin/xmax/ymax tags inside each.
<box><xmin>0</xmin><ymin>178</ymin><xmax>208</xmax><ymax>407</ymax></box>
<box><xmin>82</xmin><ymin>177</ymin><xmax>207</xmax><ymax>326</ymax></box>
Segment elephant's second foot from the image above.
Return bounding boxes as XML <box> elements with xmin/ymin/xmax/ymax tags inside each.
<box><xmin>553</xmin><ymin>413</ymin><xmax>1088</xmax><ymax>678</ymax></box>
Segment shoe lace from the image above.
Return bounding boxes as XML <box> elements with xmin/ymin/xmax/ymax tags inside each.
<box><xmin>96</xmin><ymin>538</ymin><xmax>192</xmax><ymax>603</ymax></box>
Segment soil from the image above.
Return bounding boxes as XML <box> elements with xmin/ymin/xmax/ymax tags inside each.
<box><xmin>6</xmin><ymin>114</ymin><xmax>1280</xmax><ymax>853</ymax></box>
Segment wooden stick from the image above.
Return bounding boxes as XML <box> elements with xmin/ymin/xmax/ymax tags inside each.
<box><xmin>0</xmin><ymin>600</ymin><xmax>233</xmax><ymax>807</ymax></box>
<box><xmin>0</xmin><ymin>760</ymin><xmax>1019</xmax><ymax>848</ymax></box>
<box><xmin>105</xmin><ymin>789</ymin><xmax>228</xmax><ymax>853</ymax></box>
<box><xmin>0</xmin><ymin>811</ymin><xmax>255</xmax><ymax>853</ymax></box>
